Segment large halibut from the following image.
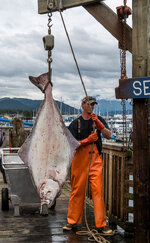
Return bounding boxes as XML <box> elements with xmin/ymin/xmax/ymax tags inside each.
<box><xmin>18</xmin><ymin>73</ymin><xmax>80</xmax><ymax>209</ymax></box>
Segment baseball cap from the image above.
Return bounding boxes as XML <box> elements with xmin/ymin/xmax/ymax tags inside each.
<box><xmin>82</xmin><ymin>96</ymin><xmax>98</xmax><ymax>104</ymax></box>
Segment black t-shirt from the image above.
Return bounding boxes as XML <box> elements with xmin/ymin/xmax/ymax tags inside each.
<box><xmin>68</xmin><ymin>115</ymin><xmax>109</xmax><ymax>155</ymax></box>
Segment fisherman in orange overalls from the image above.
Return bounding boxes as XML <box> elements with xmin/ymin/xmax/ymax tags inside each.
<box><xmin>63</xmin><ymin>96</ymin><xmax>112</xmax><ymax>234</ymax></box>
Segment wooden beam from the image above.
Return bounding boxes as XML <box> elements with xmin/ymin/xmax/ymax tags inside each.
<box><xmin>84</xmin><ymin>2</ymin><xmax>132</xmax><ymax>53</ymax></box>
<box><xmin>38</xmin><ymin>1</ymin><xmax>132</xmax><ymax>53</ymax></box>
<box><xmin>132</xmin><ymin>0</ymin><xmax>150</xmax><ymax>242</ymax></box>
<box><xmin>38</xmin><ymin>0</ymin><xmax>101</xmax><ymax>14</ymax></box>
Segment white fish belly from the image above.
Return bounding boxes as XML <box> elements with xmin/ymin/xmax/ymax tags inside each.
<box><xmin>19</xmin><ymin>96</ymin><xmax>79</xmax><ymax>206</ymax></box>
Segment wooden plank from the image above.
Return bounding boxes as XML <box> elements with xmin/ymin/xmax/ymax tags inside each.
<box><xmin>112</xmin><ymin>155</ymin><xmax>116</xmax><ymax>216</ymax></box>
<box><xmin>103</xmin><ymin>153</ymin><xmax>107</xmax><ymax>204</ymax></box>
<box><xmin>108</xmin><ymin>151</ymin><xmax>113</xmax><ymax>215</ymax></box>
<box><xmin>127</xmin><ymin>180</ymin><xmax>133</xmax><ymax>187</ymax></box>
<box><xmin>116</xmin><ymin>156</ymin><xmax>120</xmax><ymax>218</ymax></box>
<box><xmin>106</xmin><ymin>153</ymin><xmax>109</xmax><ymax>210</ymax></box>
<box><xmin>38</xmin><ymin>0</ymin><xmax>100</xmax><ymax>14</ymax></box>
<box><xmin>84</xmin><ymin>2</ymin><xmax>132</xmax><ymax>53</ymax></box>
<box><xmin>114</xmin><ymin>156</ymin><xmax>118</xmax><ymax>216</ymax></box>
<box><xmin>126</xmin><ymin>207</ymin><xmax>134</xmax><ymax>213</ymax></box>
<box><xmin>132</xmin><ymin>0</ymin><xmax>150</xmax><ymax>241</ymax></box>
<box><xmin>120</xmin><ymin>156</ymin><xmax>124</xmax><ymax>220</ymax></box>
<box><xmin>125</xmin><ymin>193</ymin><xmax>133</xmax><ymax>200</ymax></box>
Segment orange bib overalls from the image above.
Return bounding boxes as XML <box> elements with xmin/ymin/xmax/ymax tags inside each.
<box><xmin>67</xmin><ymin>144</ymin><xmax>106</xmax><ymax>228</ymax></box>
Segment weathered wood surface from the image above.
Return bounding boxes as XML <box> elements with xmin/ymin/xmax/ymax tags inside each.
<box><xmin>38</xmin><ymin>1</ymin><xmax>132</xmax><ymax>53</ymax></box>
<box><xmin>38</xmin><ymin>0</ymin><xmax>101</xmax><ymax>13</ymax></box>
<box><xmin>0</xmin><ymin>171</ymin><xmax>133</xmax><ymax>242</ymax></box>
<box><xmin>84</xmin><ymin>3</ymin><xmax>132</xmax><ymax>53</ymax></box>
<box><xmin>102</xmin><ymin>144</ymin><xmax>133</xmax><ymax>227</ymax></box>
<box><xmin>102</xmin><ymin>151</ymin><xmax>133</xmax><ymax>233</ymax></box>
<box><xmin>132</xmin><ymin>0</ymin><xmax>150</xmax><ymax>242</ymax></box>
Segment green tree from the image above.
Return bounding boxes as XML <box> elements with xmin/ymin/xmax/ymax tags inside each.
<box><xmin>22</xmin><ymin>110</ymin><xmax>32</xmax><ymax>119</ymax></box>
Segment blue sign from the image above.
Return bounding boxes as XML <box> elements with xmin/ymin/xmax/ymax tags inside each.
<box><xmin>115</xmin><ymin>77</ymin><xmax>150</xmax><ymax>99</ymax></box>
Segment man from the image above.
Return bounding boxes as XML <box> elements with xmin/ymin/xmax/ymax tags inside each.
<box><xmin>0</xmin><ymin>129</ymin><xmax>5</xmax><ymax>147</ymax></box>
<box><xmin>63</xmin><ymin>96</ymin><xmax>112</xmax><ymax>234</ymax></box>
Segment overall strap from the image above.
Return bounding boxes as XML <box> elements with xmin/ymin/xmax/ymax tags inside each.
<box><xmin>77</xmin><ymin>118</ymin><xmax>81</xmax><ymax>140</ymax></box>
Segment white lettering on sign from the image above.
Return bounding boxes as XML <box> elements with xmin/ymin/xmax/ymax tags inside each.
<box><xmin>133</xmin><ymin>81</ymin><xmax>142</xmax><ymax>96</ymax></box>
<box><xmin>143</xmin><ymin>80</ymin><xmax>150</xmax><ymax>95</ymax></box>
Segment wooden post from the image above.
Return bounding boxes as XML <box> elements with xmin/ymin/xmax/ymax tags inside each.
<box><xmin>132</xmin><ymin>0</ymin><xmax>150</xmax><ymax>242</ymax></box>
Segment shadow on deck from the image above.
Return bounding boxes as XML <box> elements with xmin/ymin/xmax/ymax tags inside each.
<box><xmin>0</xmin><ymin>174</ymin><xmax>133</xmax><ymax>243</ymax></box>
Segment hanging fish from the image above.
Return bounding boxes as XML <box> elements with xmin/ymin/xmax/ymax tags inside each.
<box><xmin>18</xmin><ymin>73</ymin><xmax>80</xmax><ymax>213</ymax></box>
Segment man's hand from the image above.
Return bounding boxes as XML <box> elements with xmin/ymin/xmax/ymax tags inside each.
<box><xmin>91</xmin><ymin>113</ymin><xmax>105</xmax><ymax>131</ymax></box>
<box><xmin>80</xmin><ymin>132</ymin><xmax>98</xmax><ymax>146</ymax></box>
<box><xmin>91</xmin><ymin>113</ymin><xmax>98</xmax><ymax>122</ymax></box>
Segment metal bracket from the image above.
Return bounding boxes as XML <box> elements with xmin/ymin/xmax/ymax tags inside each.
<box><xmin>47</xmin><ymin>0</ymin><xmax>63</xmax><ymax>10</ymax></box>
<box><xmin>47</xmin><ymin>0</ymin><xmax>54</xmax><ymax>10</ymax></box>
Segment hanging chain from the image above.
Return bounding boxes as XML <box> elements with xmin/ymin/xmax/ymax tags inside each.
<box><xmin>117</xmin><ymin>0</ymin><xmax>131</xmax><ymax>222</ymax></box>
<box><xmin>120</xmin><ymin>18</ymin><xmax>127</xmax><ymax>80</ymax></box>
<box><xmin>121</xmin><ymin>16</ymin><xmax>127</xmax><ymax>148</ymax></box>
<box><xmin>117</xmin><ymin>0</ymin><xmax>131</xmax><ymax>148</ymax></box>
<box><xmin>42</xmin><ymin>0</ymin><xmax>55</xmax><ymax>92</ymax></box>
<box><xmin>47</xmin><ymin>7</ymin><xmax>53</xmax><ymax>87</ymax></box>
<box><xmin>47</xmin><ymin>7</ymin><xmax>52</xmax><ymax>35</ymax></box>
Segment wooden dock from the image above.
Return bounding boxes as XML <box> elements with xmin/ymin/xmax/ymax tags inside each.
<box><xmin>0</xmin><ymin>172</ymin><xmax>133</xmax><ymax>243</ymax></box>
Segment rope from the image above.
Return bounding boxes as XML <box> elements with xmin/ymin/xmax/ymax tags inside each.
<box><xmin>76</xmin><ymin>144</ymin><xmax>109</xmax><ymax>243</ymax></box>
<box><xmin>58</xmin><ymin>9</ymin><xmax>87</xmax><ymax>97</ymax></box>
<box><xmin>56</xmin><ymin>4</ymin><xmax>112</xmax><ymax>243</ymax></box>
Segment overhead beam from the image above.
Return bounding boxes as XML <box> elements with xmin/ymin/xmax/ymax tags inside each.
<box><xmin>84</xmin><ymin>2</ymin><xmax>132</xmax><ymax>53</ymax></box>
<box><xmin>38</xmin><ymin>0</ymin><xmax>101</xmax><ymax>14</ymax></box>
<box><xmin>38</xmin><ymin>1</ymin><xmax>132</xmax><ymax>53</ymax></box>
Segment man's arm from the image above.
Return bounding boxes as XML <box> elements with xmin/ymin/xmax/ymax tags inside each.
<box><xmin>101</xmin><ymin>127</ymin><xmax>111</xmax><ymax>139</ymax></box>
<box><xmin>91</xmin><ymin>113</ymin><xmax>111</xmax><ymax>140</ymax></box>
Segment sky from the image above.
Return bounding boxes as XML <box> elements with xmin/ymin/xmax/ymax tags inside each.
<box><xmin>0</xmin><ymin>0</ymin><xmax>132</xmax><ymax>108</ymax></box>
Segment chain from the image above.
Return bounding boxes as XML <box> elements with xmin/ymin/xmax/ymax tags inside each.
<box><xmin>120</xmin><ymin>6</ymin><xmax>127</xmax><ymax>80</ymax></box>
<box><xmin>47</xmin><ymin>3</ymin><xmax>53</xmax><ymax>87</ymax></box>
<box><xmin>119</xmin><ymin>1</ymin><xmax>128</xmax><ymax>149</ymax></box>
<box><xmin>47</xmin><ymin>10</ymin><xmax>52</xmax><ymax>35</ymax></box>
<box><xmin>121</xmin><ymin>18</ymin><xmax>127</xmax><ymax>148</ymax></box>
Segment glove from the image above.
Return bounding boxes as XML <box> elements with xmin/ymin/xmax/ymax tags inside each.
<box><xmin>91</xmin><ymin>113</ymin><xmax>105</xmax><ymax>131</ymax></box>
<box><xmin>80</xmin><ymin>132</ymin><xmax>98</xmax><ymax>146</ymax></box>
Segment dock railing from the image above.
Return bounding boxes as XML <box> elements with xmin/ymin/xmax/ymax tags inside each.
<box><xmin>86</xmin><ymin>142</ymin><xmax>133</xmax><ymax>232</ymax></box>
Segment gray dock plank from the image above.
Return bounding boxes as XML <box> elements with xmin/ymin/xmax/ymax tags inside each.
<box><xmin>0</xmin><ymin>173</ymin><xmax>133</xmax><ymax>243</ymax></box>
